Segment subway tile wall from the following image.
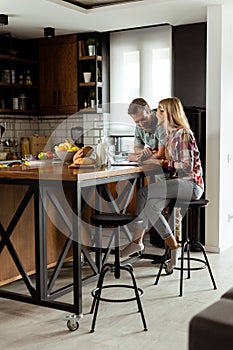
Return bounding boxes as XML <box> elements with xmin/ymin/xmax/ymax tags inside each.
<box><xmin>0</xmin><ymin>112</ymin><xmax>108</xmax><ymax>159</ymax></box>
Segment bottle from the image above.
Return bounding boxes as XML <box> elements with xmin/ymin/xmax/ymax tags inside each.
<box><xmin>18</xmin><ymin>75</ymin><xmax>23</xmax><ymax>85</ymax></box>
<box><xmin>21</xmin><ymin>137</ymin><xmax>30</xmax><ymax>158</ymax></box>
<box><xmin>19</xmin><ymin>94</ymin><xmax>27</xmax><ymax>110</ymax></box>
<box><xmin>25</xmin><ymin>70</ymin><xmax>32</xmax><ymax>85</ymax></box>
<box><xmin>11</xmin><ymin>70</ymin><xmax>15</xmax><ymax>84</ymax></box>
<box><xmin>96</xmin><ymin>139</ymin><xmax>106</xmax><ymax>166</ymax></box>
<box><xmin>106</xmin><ymin>137</ymin><xmax>115</xmax><ymax>164</ymax></box>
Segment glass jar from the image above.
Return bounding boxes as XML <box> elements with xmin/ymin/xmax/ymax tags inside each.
<box><xmin>2</xmin><ymin>70</ymin><xmax>10</xmax><ymax>83</ymax></box>
<box><xmin>18</xmin><ymin>75</ymin><xmax>23</xmax><ymax>85</ymax></box>
<box><xmin>21</xmin><ymin>137</ymin><xmax>30</xmax><ymax>158</ymax></box>
<box><xmin>19</xmin><ymin>94</ymin><xmax>27</xmax><ymax>110</ymax></box>
<box><xmin>25</xmin><ymin>70</ymin><xmax>32</xmax><ymax>85</ymax></box>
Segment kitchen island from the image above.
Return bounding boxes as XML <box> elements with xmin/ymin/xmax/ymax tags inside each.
<box><xmin>0</xmin><ymin>162</ymin><xmax>147</xmax><ymax>330</ymax></box>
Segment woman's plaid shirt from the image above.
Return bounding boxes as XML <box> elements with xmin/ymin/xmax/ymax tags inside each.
<box><xmin>166</xmin><ymin>128</ymin><xmax>204</xmax><ymax>190</ymax></box>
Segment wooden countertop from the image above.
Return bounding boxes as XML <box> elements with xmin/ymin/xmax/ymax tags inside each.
<box><xmin>0</xmin><ymin>162</ymin><xmax>146</xmax><ymax>182</ymax></box>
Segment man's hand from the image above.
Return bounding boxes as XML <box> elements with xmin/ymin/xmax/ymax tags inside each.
<box><xmin>128</xmin><ymin>152</ymin><xmax>141</xmax><ymax>162</ymax></box>
<box><xmin>137</xmin><ymin>147</ymin><xmax>155</xmax><ymax>161</ymax></box>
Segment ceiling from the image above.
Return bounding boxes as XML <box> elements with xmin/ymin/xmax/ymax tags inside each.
<box><xmin>0</xmin><ymin>0</ymin><xmax>233</xmax><ymax>40</ymax></box>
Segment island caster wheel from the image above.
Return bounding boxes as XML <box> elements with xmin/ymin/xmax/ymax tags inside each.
<box><xmin>67</xmin><ymin>319</ymin><xmax>79</xmax><ymax>331</ymax></box>
<box><xmin>64</xmin><ymin>313</ymin><xmax>83</xmax><ymax>331</ymax></box>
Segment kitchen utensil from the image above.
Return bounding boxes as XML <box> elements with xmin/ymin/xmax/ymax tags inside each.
<box><xmin>13</xmin><ymin>139</ymin><xmax>18</xmax><ymax>147</ymax></box>
<box><xmin>5</xmin><ymin>139</ymin><xmax>13</xmax><ymax>147</ymax></box>
<box><xmin>0</xmin><ymin>125</ymin><xmax>5</xmax><ymax>138</ymax></box>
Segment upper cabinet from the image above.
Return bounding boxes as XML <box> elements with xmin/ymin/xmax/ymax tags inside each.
<box><xmin>172</xmin><ymin>23</ymin><xmax>206</xmax><ymax>108</ymax></box>
<box><xmin>38</xmin><ymin>32</ymin><xmax>109</xmax><ymax>116</ymax></box>
<box><xmin>0</xmin><ymin>33</ymin><xmax>39</xmax><ymax>115</ymax></box>
<box><xmin>77</xmin><ymin>32</ymin><xmax>110</xmax><ymax>113</ymax></box>
<box><xmin>39</xmin><ymin>34</ymin><xmax>78</xmax><ymax>115</ymax></box>
<box><xmin>0</xmin><ymin>32</ymin><xmax>109</xmax><ymax>116</ymax></box>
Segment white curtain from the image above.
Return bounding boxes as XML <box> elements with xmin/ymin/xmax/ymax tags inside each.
<box><xmin>109</xmin><ymin>25</ymin><xmax>172</xmax><ymax>134</ymax></box>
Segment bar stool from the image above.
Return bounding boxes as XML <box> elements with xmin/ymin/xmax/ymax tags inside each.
<box><xmin>154</xmin><ymin>198</ymin><xmax>217</xmax><ymax>296</ymax></box>
<box><xmin>89</xmin><ymin>213</ymin><xmax>148</xmax><ymax>332</ymax></box>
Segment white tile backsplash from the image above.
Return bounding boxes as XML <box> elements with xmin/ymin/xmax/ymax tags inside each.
<box><xmin>0</xmin><ymin>112</ymin><xmax>107</xmax><ymax>158</ymax></box>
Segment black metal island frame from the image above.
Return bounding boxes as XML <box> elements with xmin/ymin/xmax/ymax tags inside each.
<box><xmin>0</xmin><ymin>163</ymin><xmax>146</xmax><ymax>330</ymax></box>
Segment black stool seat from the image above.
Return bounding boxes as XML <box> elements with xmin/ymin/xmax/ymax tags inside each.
<box><xmin>91</xmin><ymin>213</ymin><xmax>137</xmax><ymax>226</ymax></box>
<box><xmin>90</xmin><ymin>212</ymin><xmax>148</xmax><ymax>332</ymax></box>
<box><xmin>154</xmin><ymin>198</ymin><xmax>217</xmax><ymax>296</ymax></box>
<box><xmin>175</xmin><ymin>198</ymin><xmax>209</xmax><ymax>208</ymax></box>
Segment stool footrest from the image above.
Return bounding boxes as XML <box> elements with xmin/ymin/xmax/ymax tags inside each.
<box><xmin>173</xmin><ymin>257</ymin><xmax>207</xmax><ymax>272</ymax></box>
<box><xmin>91</xmin><ymin>284</ymin><xmax>144</xmax><ymax>303</ymax></box>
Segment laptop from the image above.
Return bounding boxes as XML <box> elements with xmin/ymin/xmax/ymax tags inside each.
<box><xmin>110</xmin><ymin>154</ymin><xmax>139</xmax><ymax>166</ymax></box>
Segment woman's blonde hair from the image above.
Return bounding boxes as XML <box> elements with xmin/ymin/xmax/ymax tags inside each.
<box><xmin>158</xmin><ymin>97</ymin><xmax>191</xmax><ymax>132</ymax></box>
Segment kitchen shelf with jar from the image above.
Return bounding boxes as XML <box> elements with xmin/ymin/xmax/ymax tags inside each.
<box><xmin>77</xmin><ymin>32</ymin><xmax>110</xmax><ymax>113</ymax></box>
<box><xmin>0</xmin><ymin>33</ymin><xmax>39</xmax><ymax>115</ymax></box>
<box><xmin>79</xmin><ymin>82</ymin><xmax>103</xmax><ymax>87</ymax></box>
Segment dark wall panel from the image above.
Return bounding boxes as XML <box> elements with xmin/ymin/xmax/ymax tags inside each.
<box><xmin>172</xmin><ymin>23</ymin><xmax>207</xmax><ymax>108</ymax></box>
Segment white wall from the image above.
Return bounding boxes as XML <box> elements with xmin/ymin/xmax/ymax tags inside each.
<box><xmin>206</xmin><ymin>4</ymin><xmax>233</xmax><ymax>252</ymax></box>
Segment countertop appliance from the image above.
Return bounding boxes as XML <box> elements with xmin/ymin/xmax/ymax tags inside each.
<box><xmin>71</xmin><ymin>126</ymin><xmax>84</xmax><ymax>148</ymax></box>
<box><xmin>110</xmin><ymin>134</ymin><xmax>134</xmax><ymax>154</ymax></box>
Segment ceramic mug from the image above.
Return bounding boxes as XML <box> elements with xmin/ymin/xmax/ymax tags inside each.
<box><xmin>83</xmin><ymin>72</ymin><xmax>91</xmax><ymax>83</ymax></box>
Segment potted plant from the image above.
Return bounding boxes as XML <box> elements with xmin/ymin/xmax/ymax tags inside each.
<box><xmin>89</xmin><ymin>89</ymin><xmax>96</xmax><ymax>108</ymax></box>
<box><xmin>86</xmin><ymin>38</ymin><xmax>98</xmax><ymax>56</ymax></box>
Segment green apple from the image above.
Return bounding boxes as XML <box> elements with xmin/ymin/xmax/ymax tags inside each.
<box><xmin>38</xmin><ymin>152</ymin><xmax>47</xmax><ymax>160</ymax></box>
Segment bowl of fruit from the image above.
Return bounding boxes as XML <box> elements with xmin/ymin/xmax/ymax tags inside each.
<box><xmin>54</xmin><ymin>139</ymin><xmax>79</xmax><ymax>164</ymax></box>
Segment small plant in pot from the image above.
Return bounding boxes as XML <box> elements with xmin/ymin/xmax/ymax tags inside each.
<box><xmin>86</xmin><ymin>38</ymin><xmax>98</xmax><ymax>56</ymax></box>
<box><xmin>89</xmin><ymin>89</ymin><xmax>96</xmax><ymax>108</ymax></box>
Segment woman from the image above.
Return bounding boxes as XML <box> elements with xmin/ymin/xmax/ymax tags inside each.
<box><xmin>121</xmin><ymin>97</ymin><xmax>204</xmax><ymax>270</ymax></box>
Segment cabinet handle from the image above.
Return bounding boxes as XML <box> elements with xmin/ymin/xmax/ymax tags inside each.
<box><xmin>58</xmin><ymin>91</ymin><xmax>62</xmax><ymax>105</ymax></box>
<box><xmin>53</xmin><ymin>91</ymin><xmax>57</xmax><ymax>105</ymax></box>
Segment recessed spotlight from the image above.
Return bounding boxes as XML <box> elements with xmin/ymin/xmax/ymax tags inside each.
<box><xmin>0</xmin><ymin>14</ymin><xmax>8</xmax><ymax>26</ymax></box>
<box><xmin>44</xmin><ymin>27</ymin><xmax>55</xmax><ymax>38</ymax></box>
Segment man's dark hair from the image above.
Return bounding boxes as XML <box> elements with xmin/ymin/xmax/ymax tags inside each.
<box><xmin>128</xmin><ymin>98</ymin><xmax>150</xmax><ymax>115</ymax></box>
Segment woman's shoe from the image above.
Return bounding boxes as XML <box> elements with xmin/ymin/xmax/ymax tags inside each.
<box><xmin>120</xmin><ymin>242</ymin><xmax>144</xmax><ymax>257</ymax></box>
<box><xmin>166</xmin><ymin>246</ymin><xmax>181</xmax><ymax>271</ymax></box>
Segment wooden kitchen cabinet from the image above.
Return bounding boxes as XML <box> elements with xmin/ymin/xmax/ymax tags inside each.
<box><xmin>0</xmin><ymin>183</ymin><xmax>73</xmax><ymax>286</ymax></box>
<box><xmin>39</xmin><ymin>34</ymin><xmax>78</xmax><ymax>115</ymax></box>
<box><xmin>0</xmin><ymin>33</ymin><xmax>39</xmax><ymax>115</ymax></box>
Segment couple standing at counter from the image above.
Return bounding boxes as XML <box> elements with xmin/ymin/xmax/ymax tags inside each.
<box><xmin>121</xmin><ymin>97</ymin><xmax>204</xmax><ymax>272</ymax></box>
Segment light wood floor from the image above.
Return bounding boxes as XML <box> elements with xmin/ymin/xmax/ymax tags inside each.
<box><xmin>0</xmin><ymin>241</ymin><xmax>232</xmax><ymax>350</ymax></box>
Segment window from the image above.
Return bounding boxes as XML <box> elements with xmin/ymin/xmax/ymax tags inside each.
<box><xmin>109</xmin><ymin>25</ymin><xmax>172</xmax><ymax>134</ymax></box>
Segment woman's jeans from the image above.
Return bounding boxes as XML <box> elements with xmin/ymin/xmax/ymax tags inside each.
<box><xmin>136</xmin><ymin>178</ymin><xmax>203</xmax><ymax>240</ymax></box>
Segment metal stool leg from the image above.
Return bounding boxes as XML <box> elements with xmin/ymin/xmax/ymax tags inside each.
<box><xmin>154</xmin><ymin>245</ymin><xmax>170</xmax><ymax>285</ymax></box>
<box><xmin>191</xmin><ymin>240</ymin><xmax>217</xmax><ymax>290</ymax></box>
<box><xmin>90</xmin><ymin>263</ymin><xmax>112</xmax><ymax>332</ymax></box>
<box><xmin>124</xmin><ymin>264</ymin><xmax>148</xmax><ymax>331</ymax></box>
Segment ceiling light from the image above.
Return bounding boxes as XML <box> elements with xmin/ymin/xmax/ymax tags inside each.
<box><xmin>44</xmin><ymin>27</ymin><xmax>55</xmax><ymax>38</ymax></box>
<box><xmin>0</xmin><ymin>14</ymin><xmax>8</xmax><ymax>26</ymax></box>
<box><xmin>62</xmin><ymin>0</ymin><xmax>143</xmax><ymax>10</ymax></box>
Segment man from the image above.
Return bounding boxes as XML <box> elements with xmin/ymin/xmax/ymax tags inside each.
<box><xmin>122</xmin><ymin>98</ymin><xmax>168</xmax><ymax>257</ymax></box>
<box><xmin>127</xmin><ymin>97</ymin><xmax>166</xmax><ymax>161</ymax></box>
